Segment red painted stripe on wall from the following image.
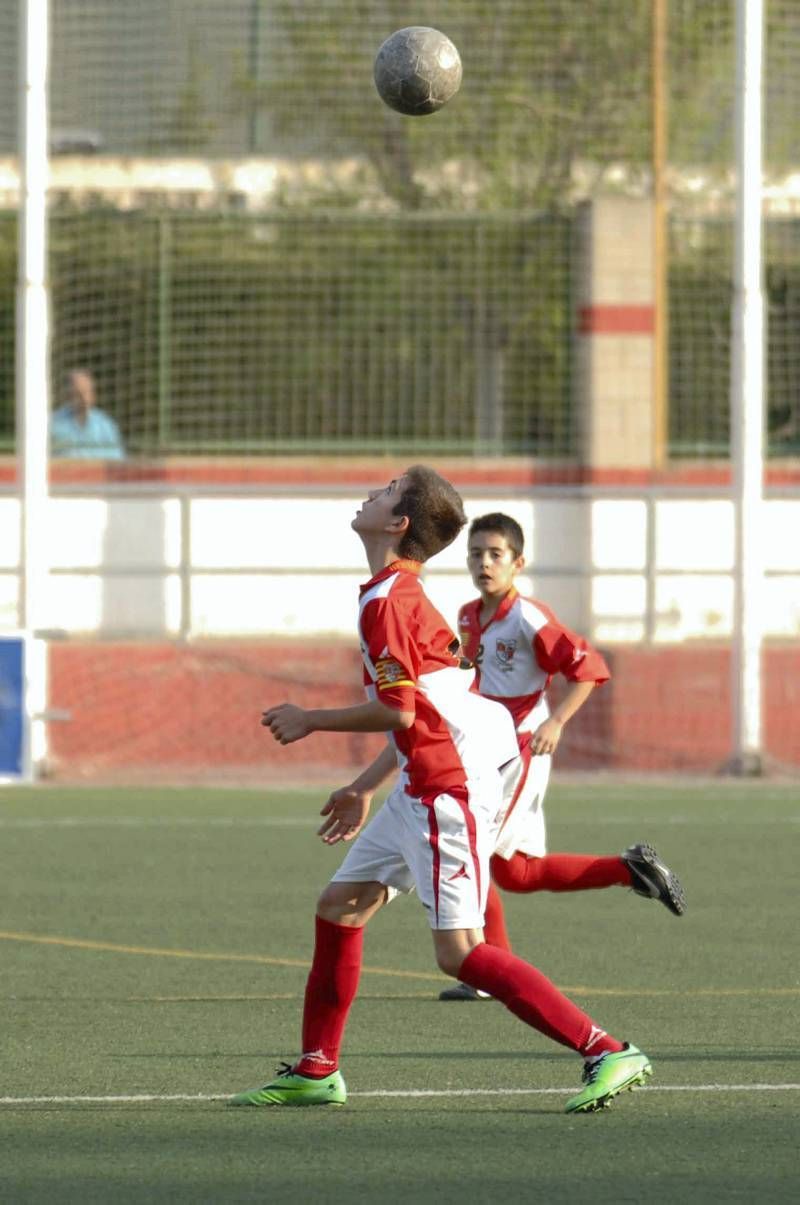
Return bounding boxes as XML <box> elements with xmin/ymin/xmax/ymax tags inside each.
<box><xmin>578</xmin><ymin>303</ymin><xmax>655</xmax><ymax>334</ymax></box>
<box><xmin>2</xmin><ymin>457</ymin><xmax>798</xmax><ymax>489</ymax></box>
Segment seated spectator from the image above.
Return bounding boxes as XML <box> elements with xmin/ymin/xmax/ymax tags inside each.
<box><xmin>51</xmin><ymin>368</ymin><xmax>126</xmax><ymax>460</ymax></box>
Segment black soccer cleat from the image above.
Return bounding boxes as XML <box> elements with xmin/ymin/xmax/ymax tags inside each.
<box><xmin>438</xmin><ymin>982</ymin><xmax>492</xmax><ymax>1002</ymax></box>
<box><xmin>621</xmin><ymin>843</ymin><xmax>686</xmax><ymax>916</ymax></box>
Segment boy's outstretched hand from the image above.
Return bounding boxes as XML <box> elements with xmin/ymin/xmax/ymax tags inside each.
<box><xmin>262</xmin><ymin>703</ymin><xmax>313</xmax><ymax>745</ymax></box>
<box><xmin>529</xmin><ymin>715</ymin><xmax>563</xmax><ymax>756</ymax></box>
<box><xmin>318</xmin><ymin>786</ymin><xmax>372</xmax><ymax>845</ymax></box>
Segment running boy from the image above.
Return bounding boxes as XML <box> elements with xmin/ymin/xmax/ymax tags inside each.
<box><xmin>441</xmin><ymin>511</ymin><xmax>685</xmax><ymax>1002</ymax></box>
<box><xmin>230</xmin><ymin>468</ymin><xmax>653</xmax><ymax>1114</ymax></box>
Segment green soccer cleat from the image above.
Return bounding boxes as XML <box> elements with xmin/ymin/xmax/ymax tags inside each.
<box><xmin>564</xmin><ymin>1044</ymin><xmax>653</xmax><ymax>1114</ymax></box>
<box><xmin>229</xmin><ymin>1063</ymin><xmax>347</xmax><ymax>1107</ymax></box>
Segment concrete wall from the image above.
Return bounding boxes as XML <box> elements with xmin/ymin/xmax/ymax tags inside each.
<box><xmin>1</xmin><ymin>486</ymin><xmax>799</xmax><ymax>644</ymax></box>
<box><xmin>2</xmin><ymin>463</ymin><xmax>798</xmax><ymax>777</ymax></box>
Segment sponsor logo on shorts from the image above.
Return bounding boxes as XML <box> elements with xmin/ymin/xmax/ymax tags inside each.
<box><xmin>446</xmin><ymin>862</ymin><xmax>469</xmax><ymax>882</ymax></box>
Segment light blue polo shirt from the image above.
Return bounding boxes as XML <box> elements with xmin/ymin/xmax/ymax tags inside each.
<box><xmin>51</xmin><ymin>405</ymin><xmax>126</xmax><ymax>460</ymax></box>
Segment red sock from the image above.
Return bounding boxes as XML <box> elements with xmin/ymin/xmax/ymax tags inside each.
<box><xmin>491</xmin><ymin>852</ymin><xmax>632</xmax><ymax>894</ymax></box>
<box><xmin>294</xmin><ymin>915</ymin><xmax>363</xmax><ymax>1077</ymax></box>
<box><xmin>482</xmin><ymin>881</ymin><xmax>513</xmax><ymax>951</ymax></box>
<box><xmin>459</xmin><ymin>942</ymin><xmax>624</xmax><ymax>1058</ymax></box>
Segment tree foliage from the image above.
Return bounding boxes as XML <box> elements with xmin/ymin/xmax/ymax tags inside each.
<box><xmin>228</xmin><ymin>0</ymin><xmax>742</xmax><ymax>211</ymax></box>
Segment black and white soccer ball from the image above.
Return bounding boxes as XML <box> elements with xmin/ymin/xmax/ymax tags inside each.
<box><xmin>373</xmin><ymin>26</ymin><xmax>462</xmax><ymax>117</ymax></box>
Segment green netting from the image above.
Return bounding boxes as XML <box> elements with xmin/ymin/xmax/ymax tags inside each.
<box><xmin>0</xmin><ymin>1</ymin><xmax>798</xmax><ymax>458</ymax></box>
<box><xmin>44</xmin><ymin>209</ymin><xmax>573</xmax><ymax>456</ymax></box>
<box><xmin>670</xmin><ymin>215</ymin><xmax>800</xmax><ymax>459</ymax></box>
<box><xmin>0</xmin><ymin>0</ymin><xmax>16</xmax><ymax>430</ymax></box>
<box><xmin>0</xmin><ymin>214</ymin><xmax>14</xmax><ymax>441</ymax></box>
<box><xmin>0</xmin><ymin>1</ymin><xmax>17</xmax><ymax>155</ymax></box>
<box><xmin>4</xmin><ymin>203</ymin><xmax>800</xmax><ymax>457</ymax></box>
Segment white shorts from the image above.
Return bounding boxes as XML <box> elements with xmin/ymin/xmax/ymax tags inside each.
<box><xmin>331</xmin><ymin>776</ymin><xmax>502</xmax><ymax>930</ymax></box>
<box><xmin>493</xmin><ymin>741</ymin><xmax>551</xmax><ymax>860</ymax></box>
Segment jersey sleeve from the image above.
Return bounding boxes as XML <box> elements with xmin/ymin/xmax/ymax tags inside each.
<box><xmin>361</xmin><ymin>595</ymin><xmax>419</xmax><ymax>710</ymax></box>
<box><xmin>531</xmin><ymin>610</ymin><xmax>610</xmax><ymax>685</ymax></box>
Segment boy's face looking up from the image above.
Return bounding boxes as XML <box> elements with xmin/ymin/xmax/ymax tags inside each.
<box><xmin>467</xmin><ymin>529</ymin><xmax>524</xmax><ymax>601</ymax></box>
<box><xmin>352</xmin><ymin>475</ymin><xmax>409</xmax><ymax>538</ymax></box>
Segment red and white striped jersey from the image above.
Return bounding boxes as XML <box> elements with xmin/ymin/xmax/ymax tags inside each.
<box><xmin>358</xmin><ymin>561</ymin><xmax>518</xmax><ymax>800</ymax></box>
<box><xmin>457</xmin><ymin>588</ymin><xmax>610</xmax><ymax>738</ymax></box>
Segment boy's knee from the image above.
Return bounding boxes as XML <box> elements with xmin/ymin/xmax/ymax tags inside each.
<box><xmin>316</xmin><ymin>880</ymin><xmax>387</xmax><ymax>926</ymax></box>
<box><xmin>491</xmin><ymin>852</ymin><xmax>538</xmax><ymax>893</ymax></box>
<box><xmin>316</xmin><ymin>884</ymin><xmax>357</xmax><ymax>924</ymax></box>
<box><xmin>435</xmin><ymin>948</ymin><xmax>465</xmax><ymax>978</ymax></box>
<box><xmin>432</xmin><ymin>930</ymin><xmax>483</xmax><ymax>979</ymax></box>
<box><xmin>315</xmin><ymin>885</ymin><xmax>344</xmax><ymax>922</ymax></box>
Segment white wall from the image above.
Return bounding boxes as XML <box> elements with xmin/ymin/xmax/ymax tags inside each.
<box><xmin>0</xmin><ymin>488</ymin><xmax>798</xmax><ymax>642</ymax></box>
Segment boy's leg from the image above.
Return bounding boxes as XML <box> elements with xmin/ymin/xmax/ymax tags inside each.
<box><xmin>435</xmin><ymin>932</ymin><xmax>652</xmax><ymax>1112</ymax></box>
<box><xmin>423</xmin><ymin>786</ymin><xmax>642</xmax><ymax>1081</ymax></box>
<box><xmin>491</xmin><ymin>846</ymin><xmax>686</xmax><ymax>915</ymax></box>
<box><xmin>438</xmin><ymin>880</ymin><xmax>510</xmax><ymax>1000</ymax></box>
<box><xmin>296</xmin><ymin>880</ymin><xmax>387</xmax><ymax>1077</ymax></box>
<box><xmin>491</xmin><ymin>850</ymin><xmax>632</xmax><ymax>893</ymax></box>
<box><xmin>435</xmin><ymin>930</ymin><xmax>623</xmax><ymax>1058</ymax></box>
<box><xmin>230</xmin><ymin>880</ymin><xmax>386</xmax><ymax>1106</ymax></box>
<box><xmin>231</xmin><ymin>787</ymin><xmax>414</xmax><ymax>1106</ymax></box>
<box><xmin>494</xmin><ymin>748</ymin><xmax>685</xmax><ymax>912</ymax></box>
<box><xmin>482</xmin><ymin>879</ymin><xmax>512</xmax><ymax>949</ymax></box>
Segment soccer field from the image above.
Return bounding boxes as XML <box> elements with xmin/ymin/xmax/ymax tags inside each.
<box><xmin>0</xmin><ymin>781</ymin><xmax>797</xmax><ymax>1204</ymax></box>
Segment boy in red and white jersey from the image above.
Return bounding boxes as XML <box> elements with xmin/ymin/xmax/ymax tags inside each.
<box><xmin>231</xmin><ymin>469</ymin><xmax>653</xmax><ymax>1115</ymax></box>
<box><xmin>440</xmin><ymin>512</ymin><xmax>685</xmax><ymax>1003</ymax></box>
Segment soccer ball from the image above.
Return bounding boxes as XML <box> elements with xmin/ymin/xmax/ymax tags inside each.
<box><xmin>373</xmin><ymin>26</ymin><xmax>462</xmax><ymax>117</ymax></box>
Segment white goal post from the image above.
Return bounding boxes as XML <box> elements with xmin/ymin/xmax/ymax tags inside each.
<box><xmin>13</xmin><ymin>0</ymin><xmax>50</xmax><ymax>781</ymax></box>
<box><xmin>730</xmin><ymin>0</ymin><xmax>766</xmax><ymax>774</ymax></box>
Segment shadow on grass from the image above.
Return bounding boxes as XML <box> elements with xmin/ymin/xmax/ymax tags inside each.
<box><xmin>108</xmin><ymin>1049</ymin><xmax>564</xmax><ymax>1061</ymax></box>
<box><xmin>647</xmin><ymin>1048</ymin><xmax>800</xmax><ymax>1063</ymax></box>
<box><xmin>108</xmin><ymin>1046</ymin><xmax>800</xmax><ymax>1063</ymax></box>
<box><xmin>5</xmin><ymin>1102</ymin><xmax>562</xmax><ymax>1118</ymax></box>
<box><xmin>5</xmin><ymin>995</ymin><xmax>507</xmax><ymax>1009</ymax></box>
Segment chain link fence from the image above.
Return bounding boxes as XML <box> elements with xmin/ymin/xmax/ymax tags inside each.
<box><xmin>0</xmin><ymin>1</ymin><xmax>798</xmax><ymax>458</ymax></box>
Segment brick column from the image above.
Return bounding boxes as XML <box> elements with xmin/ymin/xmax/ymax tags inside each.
<box><xmin>574</xmin><ymin>196</ymin><xmax>655</xmax><ymax>471</ymax></box>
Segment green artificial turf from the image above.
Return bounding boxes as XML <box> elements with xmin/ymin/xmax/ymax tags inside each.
<box><xmin>0</xmin><ymin>782</ymin><xmax>797</xmax><ymax>1203</ymax></box>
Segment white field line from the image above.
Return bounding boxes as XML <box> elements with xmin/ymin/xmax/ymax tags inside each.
<box><xmin>1</xmin><ymin>1084</ymin><xmax>799</xmax><ymax>1106</ymax></box>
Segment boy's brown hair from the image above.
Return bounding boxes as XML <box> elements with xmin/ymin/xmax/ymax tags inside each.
<box><xmin>393</xmin><ymin>465</ymin><xmax>467</xmax><ymax>562</ymax></box>
<box><xmin>468</xmin><ymin>512</ymin><xmax>525</xmax><ymax>558</ymax></box>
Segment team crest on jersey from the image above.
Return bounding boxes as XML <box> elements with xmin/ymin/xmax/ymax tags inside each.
<box><xmin>495</xmin><ymin>638</ymin><xmax>517</xmax><ymax>668</ymax></box>
<box><xmin>375</xmin><ymin>655</ymin><xmax>413</xmax><ymax>690</ymax></box>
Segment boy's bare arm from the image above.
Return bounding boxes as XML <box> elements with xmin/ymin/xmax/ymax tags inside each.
<box><xmin>318</xmin><ymin>743</ymin><xmax>399</xmax><ymax>845</ymax></box>
<box><xmin>262</xmin><ymin>699</ymin><xmax>414</xmax><ymax>745</ymax></box>
<box><xmin>530</xmin><ymin>680</ymin><xmax>596</xmax><ymax>756</ymax></box>
<box><xmin>344</xmin><ymin>742</ymin><xmax>400</xmax><ymax>794</ymax></box>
